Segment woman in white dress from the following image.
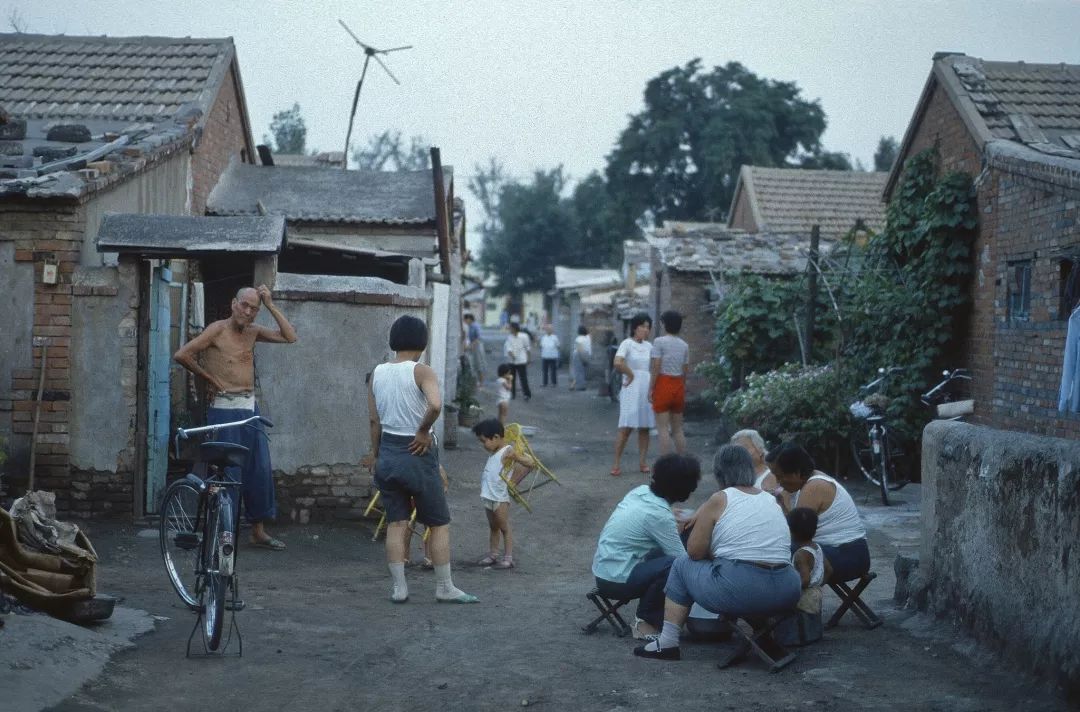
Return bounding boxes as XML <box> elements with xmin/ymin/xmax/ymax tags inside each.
<box><xmin>611</xmin><ymin>312</ymin><xmax>656</xmax><ymax>476</ymax></box>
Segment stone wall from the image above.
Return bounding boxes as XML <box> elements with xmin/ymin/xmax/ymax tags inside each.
<box><xmin>919</xmin><ymin>420</ymin><xmax>1080</xmax><ymax>701</ymax></box>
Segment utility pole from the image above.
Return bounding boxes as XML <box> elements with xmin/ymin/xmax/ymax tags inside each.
<box><xmin>803</xmin><ymin>224</ymin><xmax>821</xmax><ymax>362</ymax></box>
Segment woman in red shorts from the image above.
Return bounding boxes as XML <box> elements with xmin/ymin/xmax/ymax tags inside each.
<box><xmin>649</xmin><ymin>310</ymin><xmax>690</xmax><ymax>455</ymax></box>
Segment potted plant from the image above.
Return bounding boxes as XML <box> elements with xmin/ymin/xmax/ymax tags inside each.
<box><xmin>455</xmin><ymin>356</ymin><xmax>483</xmax><ymax>427</ymax></box>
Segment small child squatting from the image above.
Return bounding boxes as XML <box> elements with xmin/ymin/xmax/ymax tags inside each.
<box><xmin>472</xmin><ymin>418</ymin><xmax>535</xmax><ymax>569</ymax></box>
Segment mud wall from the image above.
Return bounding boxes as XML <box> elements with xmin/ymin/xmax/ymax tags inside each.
<box><xmin>920</xmin><ymin>420</ymin><xmax>1080</xmax><ymax>700</ymax></box>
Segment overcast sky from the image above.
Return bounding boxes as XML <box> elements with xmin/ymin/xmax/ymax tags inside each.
<box><xmin>6</xmin><ymin>0</ymin><xmax>1080</xmax><ymax>224</ymax></box>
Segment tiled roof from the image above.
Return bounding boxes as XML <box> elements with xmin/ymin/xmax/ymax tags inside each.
<box><xmin>731</xmin><ymin>166</ymin><xmax>888</xmax><ymax>239</ymax></box>
<box><xmin>207</xmin><ymin>162</ymin><xmax>445</xmax><ymax>224</ymax></box>
<box><xmin>887</xmin><ymin>53</ymin><xmax>1080</xmax><ymax>197</ymax></box>
<box><xmin>95</xmin><ymin>214</ymin><xmax>285</xmax><ymax>255</ymax></box>
<box><xmin>273</xmin><ymin>151</ymin><xmax>345</xmax><ymax>168</ymax></box>
<box><xmin>646</xmin><ymin>222</ymin><xmax>823</xmax><ymax>275</ymax></box>
<box><xmin>0</xmin><ymin>33</ymin><xmax>234</xmax><ymax>121</ymax></box>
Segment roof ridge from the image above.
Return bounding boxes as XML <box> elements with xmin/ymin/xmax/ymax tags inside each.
<box><xmin>0</xmin><ymin>32</ymin><xmax>233</xmax><ymax>45</ymax></box>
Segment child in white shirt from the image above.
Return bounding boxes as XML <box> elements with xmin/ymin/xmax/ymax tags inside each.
<box><xmin>778</xmin><ymin>507</ymin><xmax>833</xmax><ymax>645</ymax></box>
<box><xmin>472</xmin><ymin>418</ymin><xmax>533</xmax><ymax>569</ymax></box>
<box><xmin>496</xmin><ymin>363</ymin><xmax>513</xmax><ymax>423</ymax></box>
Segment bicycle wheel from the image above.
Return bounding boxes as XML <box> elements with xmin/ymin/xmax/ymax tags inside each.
<box><xmin>159</xmin><ymin>478</ymin><xmax>203</xmax><ymax>609</ymax></box>
<box><xmin>849</xmin><ymin>431</ymin><xmax>880</xmax><ymax>486</ymax></box>
<box><xmin>877</xmin><ymin>445</ymin><xmax>891</xmax><ymax>506</ymax></box>
<box><xmin>202</xmin><ymin>493</ymin><xmax>228</xmax><ymax>651</ymax></box>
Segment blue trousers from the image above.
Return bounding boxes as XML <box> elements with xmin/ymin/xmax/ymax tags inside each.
<box><xmin>664</xmin><ymin>555</ymin><xmax>801</xmax><ymax>618</ymax></box>
<box><xmin>595</xmin><ymin>554</ymin><xmax>674</xmax><ymax>629</ymax></box>
<box><xmin>206</xmin><ymin>405</ymin><xmax>276</xmax><ymax>522</ymax></box>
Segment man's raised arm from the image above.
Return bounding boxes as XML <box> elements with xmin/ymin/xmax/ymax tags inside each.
<box><xmin>254</xmin><ymin>284</ymin><xmax>298</xmax><ymax>344</ymax></box>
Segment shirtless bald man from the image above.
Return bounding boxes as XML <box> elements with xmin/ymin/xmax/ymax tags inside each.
<box><xmin>174</xmin><ymin>285</ymin><xmax>297</xmax><ymax>550</ymax></box>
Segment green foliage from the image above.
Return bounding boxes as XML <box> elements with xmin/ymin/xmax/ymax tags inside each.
<box><xmin>840</xmin><ymin>148</ymin><xmax>977</xmax><ymax>438</ymax></box>
<box><xmin>721</xmin><ymin>364</ymin><xmax>850</xmax><ymax>459</ymax></box>
<box><xmin>352</xmin><ymin>130</ymin><xmax>430</xmax><ymax>171</ymax></box>
<box><xmin>455</xmin><ymin>357</ymin><xmax>480</xmax><ymax>409</ymax></box>
<box><xmin>605</xmin><ymin>59</ymin><xmax>830</xmax><ymax>224</ymax></box>
<box><xmin>264</xmin><ymin>103</ymin><xmax>307</xmax><ymax>154</ymax></box>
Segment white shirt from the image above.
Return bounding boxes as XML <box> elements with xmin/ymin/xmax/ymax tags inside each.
<box><xmin>539</xmin><ymin>334</ymin><xmax>560</xmax><ymax>359</ymax></box>
<box><xmin>710</xmin><ymin>488</ymin><xmax>791</xmax><ymax>564</ymax></box>
<box><xmin>793</xmin><ymin>473</ymin><xmax>866</xmax><ymax>546</ymax></box>
<box><xmin>574</xmin><ymin>334</ymin><xmax>592</xmax><ymax>358</ymax></box>
<box><xmin>372</xmin><ymin>361</ymin><xmax>429</xmax><ymax>437</ymax></box>
<box><xmin>504</xmin><ymin>333</ymin><xmax>530</xmax><ymax>365</ymax></box>
<box><xmin>480</xmin><ymin>445</ymin><xmax>513</xmax><ymax>502</ymax></box>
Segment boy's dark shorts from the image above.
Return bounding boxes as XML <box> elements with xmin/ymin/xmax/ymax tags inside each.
<box><xmin>374</xmin><ymin>433</ymin><xmax>451</xmax><ymax>527</ymax></box>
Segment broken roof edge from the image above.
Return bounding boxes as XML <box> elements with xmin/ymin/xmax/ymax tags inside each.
<box><xmin>985</xmin><ymin>139</ymin><xmax>1080</xmax><ymax>191</ymax></box>
<box><xmin>272</xmin><ymin>272</ymin><xmax>430</xmax><ymax>307</ymax></box>
<box><xmin>95</xmin><ymin>213</ymin><xmax>285</xmax><ymax>255</ymax></box>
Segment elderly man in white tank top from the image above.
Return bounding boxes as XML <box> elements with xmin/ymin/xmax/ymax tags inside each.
<box><xmin>363</xmin><ymin>315</ymin><xmax>477</xmax><ymax>604</ymax></box>
<box><xmin>730</xmin><ymin>429</ymin><xmax>778</xmax><ymax>493</ymax></box>
<box><xmin>634</xmin><ymin>445</ymin><xmax>801</xmax><ymax>661</ymax></box>
<box><xmin>769</xmin><ymin>442</ymin><xmax>870</xmax><ymax>583</ymax></box>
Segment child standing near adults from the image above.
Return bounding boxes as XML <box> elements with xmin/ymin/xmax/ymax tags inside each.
<box><xmin>649</xmin><ymin>310</ymin><xmax>690</xmax><ymax>455</ymax></box>
<box><xmin>472</xmin><ymin>419</ymin><xmax>534</xmax><ymax>570</ymax></box>
<box><xmin>495</xmin><ymin>364</ymin><xmax>514</xmax><ymax>423</ymax></box>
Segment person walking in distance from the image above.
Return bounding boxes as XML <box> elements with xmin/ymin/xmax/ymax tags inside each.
<box><xmin>539</xmin><ymin>324</ymin><xmax>560</xmax><ymax>387</ymax></box>
<box><xmin>363</xmin><ymin>315</ymin><xmax>478</xmax><ymax>604</ymax></box>
<box><xmin>173</xmin><ymin>285</ymin><xmax>296</xmax><ymax>550</ymax></box>
<box><xmin>503</xmin><ymin>322</ymin><xmax>532</xmax><ymax>401</ymax></box>
<box><xmin>463</xmin><ymin>313</ymin><xmax>487</xmax><ymax>386</ymax></box>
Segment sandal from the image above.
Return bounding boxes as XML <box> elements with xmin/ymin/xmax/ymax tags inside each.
<box><xmin>491</xmin><ymin>556</ymin><xmax>514</xmax><ymax>570</ymax></box>
<box><xmin>251</xmin><ymin>537</ymin><xmax>286</xmax><ymax>551</ymax></box>
<box><xmin>610</xmin><ymin>467</ymin><xmax>622</xmax><ymax>477</ymax></box>
<box><xmin>477</xmin><ymin>552</ymin><xmax>498</xmax><ymax>566</ymax></box>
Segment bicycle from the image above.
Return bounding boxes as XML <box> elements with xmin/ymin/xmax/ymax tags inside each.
<box><xmin>158</xmin><ymin>415</ymin><xmax>272</xmax><ymax>655</ymax></box>
<box><xmin>605</xmin><ymin>343</ymin><xmax>622</xmax><ymax>403</ymax></box>
<box><xmin>848</xmin><ymin>367</ymin><xmax>910</xmax><ymax>506</ymax></box>
<box><xmin>921</xmin><ymin>368</ymin><xmax>974</xmax><ymax>420</ymax></box>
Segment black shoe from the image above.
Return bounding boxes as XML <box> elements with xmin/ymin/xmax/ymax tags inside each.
<box><xmin>633</xmin><ymin>644</ymin><xmax>680</xmax><ymax>660</ymax></box>
<box><xmin>524</xmin><ymin>396</ymin><xmax>531</xmax><ymax>401</ymax></box>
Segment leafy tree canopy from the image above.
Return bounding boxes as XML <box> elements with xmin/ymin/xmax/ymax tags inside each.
<box><xmin>352</xmin><ymin>130</ymin><xmax>430</xmax><ymax>171</ymax></box>
<box><xmin>264</xmin><ymin>103</ymin><xmax>307</xmax><ymax>155</ymax></box>
<box><xmin>605</xmin><ymin>59</ymin><xmax>830</xmax><ymax>225</ymax></box>
<box><xmin>874</xmin><ymin>136</ymin><xmax>899</xmax><ymax>172</ymax></box>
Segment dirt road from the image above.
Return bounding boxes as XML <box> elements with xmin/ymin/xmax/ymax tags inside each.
<box><xmin>47</xmin><ymin>363</ymin><xmax>1067</xmax><ymax>711</ymax></box>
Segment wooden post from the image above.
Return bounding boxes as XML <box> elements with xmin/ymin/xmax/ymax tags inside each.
<box><xmin>430</xmin><ymin>147</ymin><xmax>451</xmax><ymax>277</ymax></box>
<box><xmin>803</xmin><ymin>224</ymin><xmax>821</xmax><ymax>362</ymax></box>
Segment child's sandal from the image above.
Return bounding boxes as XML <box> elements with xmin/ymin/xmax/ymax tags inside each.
<box><xmin>477</xmin><ymin>553</ymin><xmax>498</xmax><ymax>566</ymax></box>
<box><xmin>491</xmin><ymin>556</ymin><xmax>514</xmax><ymax>570</ymax></box>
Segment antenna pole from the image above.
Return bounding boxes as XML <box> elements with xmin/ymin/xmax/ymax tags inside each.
<box><xmin>342</xmin><ymin>54</ymin><xmax>371</xmax><ymax>170</ymax></box>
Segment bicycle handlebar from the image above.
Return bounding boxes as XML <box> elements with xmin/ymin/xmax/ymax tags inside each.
<box><xmin>173</xmin><ymin>416</ymin><xmax>274</xmax><ymax>459</ymax></box>
<box><xmin>859</xmin><ymin>366</ymin><xmax>904</xmax><ymax>394</ymax></box>
<box><xmin>920</xmin><ymin>369</ymin><xmax>972</xmax><ymax>404</ymax></box>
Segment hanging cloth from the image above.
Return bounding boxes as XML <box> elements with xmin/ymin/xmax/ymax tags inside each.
<box><xmin>1059</xmin><ymin>306</ymin><xmax>1080</xmax><ymax>413</ymax></box>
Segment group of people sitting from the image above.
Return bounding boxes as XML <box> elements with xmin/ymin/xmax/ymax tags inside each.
<box><xmin>592</xmin><ymin>432</ymin><xmax>870</xmax><ymax>661</ymax></box>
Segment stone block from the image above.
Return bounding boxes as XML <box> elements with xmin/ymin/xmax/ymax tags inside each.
<box><xmin>46</xmin><ymin>124</ymin><xmax>92</xmax><ymax>143</ymax></box>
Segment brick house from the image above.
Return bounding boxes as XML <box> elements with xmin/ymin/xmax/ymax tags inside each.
<box><xmin>728</xmin><ymin>165</ymin><xmax>888</xmax><ymax>240</ymax></box>
<box><xmin>550</xmin><ymin>266</ymin><xmax>623</xmax><ymax>359</ymax></box>
<box><xmin>646</xmin><ymin>222</ymin><xmax>812</xmax><ymax>397</ymax></box>
<box><xmin>0</xmin><ymin>33</ymin><xmax>256</xmax><ymax>516</ymax></box>
<box><xmin>888</xmin><ymin>52</ymin><xmax>1080</xmax><ymax>438</ymax></box>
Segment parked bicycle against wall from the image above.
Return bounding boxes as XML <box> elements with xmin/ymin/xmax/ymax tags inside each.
<box><xmin>921</xmin><ymin>368</ymin><xmax>974</xmax><ymax>420</ymax></box>
<box><xmin>158</xmin><ymin>415</ymin><xmax>272</xmax><ymax>656</ymax></box>
<box><xmin>849</xmin><ymin>367</ymin><xmax>910</xmax><ymax>506</ymax></box>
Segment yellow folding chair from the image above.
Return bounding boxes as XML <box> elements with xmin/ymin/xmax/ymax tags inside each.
<box><xmin>362</xmin><ymin>490</ymin><xmax>428</xmax><ymax>547</ymax></box>
<box><xmin>498</xmin><ymin>423</ymin><xmax>560</xmax><ymax>512</ymax></box>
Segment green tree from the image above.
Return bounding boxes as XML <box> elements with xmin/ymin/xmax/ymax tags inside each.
<box><xmin>605</xmin><ymin>59</ymin><xmax>829</xmax><ymax>225</ymax></box>
<box><xmin>478</xmin><ymin>167</ymin><xmax>576</xmax><ymax>297</ymax></box>
<box><xmin>566</xmin><ymin>172</ymin><xmax>634</xmax><ymax>268</ymax></box>
<box><xmin>874</xmin><ymin>136</ymin><xmax>899</xmax><ymax>172</ymax></box>
<box><xmin>352</xmin><ymin>130</ymin><xmax>430</xmax><ymax>171</ymax></box>
<box><xmin>264</xmin><ymin>103</ymin><xmax>307</xmax><ymax>155</ymax></box>
<box><xmin>798</xmin><ymin>150</ymin><xmax>854</xmax><ymax>170</ymax></box>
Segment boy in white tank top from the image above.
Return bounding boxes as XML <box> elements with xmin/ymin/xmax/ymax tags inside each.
<box><xmin>472</xmin><ymin>419</ymin><xmax>534</xmax><ymax>569</ymax></box>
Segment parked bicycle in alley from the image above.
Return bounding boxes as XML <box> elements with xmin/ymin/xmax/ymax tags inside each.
<box><xmin>158</xmin><ymin>415</ymin><xmax>273</xmax><ymax>656</ymax></box>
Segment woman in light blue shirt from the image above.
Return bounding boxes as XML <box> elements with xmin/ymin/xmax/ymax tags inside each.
<box><xmin>592</xmin><ymin>454</ymin><xmax>701</xmax><ymax>637</ymax></box>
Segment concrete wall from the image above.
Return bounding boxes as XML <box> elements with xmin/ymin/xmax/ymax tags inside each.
<box><xmin>0</xmin><ymin>241</ymin><xmax>35</xmax><ymax>484</ymax></box>
<box><xmin>920</xmin><ymin>420</ymin><xmax>1080</xmax><ymax>701</ymax></box>
<box><xmin>256</xmin><ymin>274</ymin><xmax>429</xmax><ymax>522</ymax></box>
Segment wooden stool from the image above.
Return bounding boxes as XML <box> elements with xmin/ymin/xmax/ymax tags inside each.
<box><xmin>717</xmin><ymin>613</ymin><xmax>798</xmax><ymax>673</ymax></box>
<box><xmin>827</xmin><ymin>572</ymin><xmax>883</xmax><ymax>629</ymax></box>
<box><xmin>582</xmin><ymin>589</ymin><xmax>632</xmax><ymax>637</ymax></box>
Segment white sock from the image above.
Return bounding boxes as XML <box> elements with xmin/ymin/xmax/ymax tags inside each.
<box><xmin>645</xmin><ymin>621</ymin><xmax>682</xmax><ymax>651</ymax></box>
<box><xmin>433</xmin><ymin>563</ymin><xmax>466</xmax><ymax>599</ymax></box>
<box><xmin>388</xmin><ymin>562</ymin><xmax>408</xmax><ymax>601</ymax></box>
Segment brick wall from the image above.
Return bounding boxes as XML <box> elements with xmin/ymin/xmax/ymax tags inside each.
<box><xmin>190</xmin><ymin>61</ymin><xmax>253</xmax><ymax>215</ymax></box>
<box><xmin>895</xmin><ymin>76</ymin><xmax>1080</xmax><ymax>438</ymax></box>
<box><xmin>664</xmin><ymin>269</ymin><xmax>714</xmax><ymax>397</ymax></box>
<box><xmin>0</xmin><ymin>200</ymin><xmax>84</xmax><ymax>506</ymax></box>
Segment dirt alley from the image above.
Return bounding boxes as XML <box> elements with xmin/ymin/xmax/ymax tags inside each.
<box><xmin>47</xmin><ymin>362</ymin><xmax>1068</xmax><ymax>712</ymax></box>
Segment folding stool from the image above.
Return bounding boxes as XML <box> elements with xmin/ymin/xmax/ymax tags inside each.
<box><xmin>581</xmin><ymin>588</ymin><xmax>632</xmax><ymax>637</ymax></box>
<box><xmin>716</xmin><ymin>613</ymin><xmax>797</xmax><ymax>673</ymax></box>
<box><xmin>826</xmin><ymin>572</ymin><xmax>882</xmax><ymax>629</ymax></box>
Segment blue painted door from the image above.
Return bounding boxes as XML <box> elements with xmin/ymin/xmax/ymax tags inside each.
<box><xmin>146</xmin><ymin>264</ymin><xmax>172</xmax><ymax>513</ymax></box>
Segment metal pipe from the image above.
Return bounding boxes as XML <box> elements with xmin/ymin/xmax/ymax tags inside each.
<box><xmin>27</xmin><ymin>342</ymin><xmax>48</xmax><ymax>492</ymax></box>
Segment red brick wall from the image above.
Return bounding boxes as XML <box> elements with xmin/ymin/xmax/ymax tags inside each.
<box><xmin>190</xmin><ymin>61</ymin><xmax>253</xmax><ymax>215</ymax></box>
<box><xmin>895</xmin><ymin>76</ymin><xmax>1080</xmax><ymax>438</ymax></box>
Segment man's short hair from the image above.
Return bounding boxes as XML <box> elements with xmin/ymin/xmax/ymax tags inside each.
<box><xmin>577</xmin><ymin>325</ymin><xmax>588</xmax><ymax>336</ymax></box>
<box><xmin>629</xmin><ymin>312</ymin><xmax>652</xmax><ymax>332</ymax></box>
<box><xmin>389</xmin><ymin>315</ymin><xmax>428</xmax><ymax>351</ymax></box>
<box><xmin>730</xmin><ymin>429</ymin><xmax>765</xmax><ymax>455</ymax></box>
<box><xmin>497</xmin><ymin>363</ymin><xmax>513</xmax><ymax>377</ymax></box>
<box><xmin>712</xmin><ymin>444</ymin><xmax>755</xmax><ymax>488</ymax></box>
<box><xmin>787</xmin><ymin>507</ymin><xmax>819</xmax><ymax>542</ymax></box>
<box><xmin>660</xmin><ymin>310</ymin><xmax>683</xmax><ymax>335</ymax></box>
<box><xmin>235</xmin><ymin>287</ymin><xmax>257</xmax><ymax>301</ymax></box>
<box><xmin>648</xmin><ymin>453</ymin><xmax>701</xmax><ymax>503</ymax></box>
<box><xmin>768</xmin><ymin>442</ymin><xmax>816</xmax><ymax>479</ymax></box>
<box><xmin>463</xmin><ymin>313</ymin><xmax>474</xmax><ymax>322</ymax></box>
<box><xmin>472</xmin><ymin>418</ymin><xmax>504</xmax><ymax>439</ymax></box>
<box><xmin>509</xmin><ymin>322</ymin><xmax>520</xmax><ymax>333</ymax></box>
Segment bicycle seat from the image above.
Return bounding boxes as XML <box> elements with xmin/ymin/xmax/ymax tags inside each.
<box><xmin>199</xmin><ymin>441</ymin><xmax>249</xmax><ymax>468</ymax></box>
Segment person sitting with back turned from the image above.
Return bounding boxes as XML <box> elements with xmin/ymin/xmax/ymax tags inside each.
<box><xmin>592</xmin><ymin>454</ymin><xmax>701</xmax><ymax>639</ymax></box>
<box><xmin>173</xmin><ymin>285</ymin><xmax>296</xmax><ymax>551</ymax></box>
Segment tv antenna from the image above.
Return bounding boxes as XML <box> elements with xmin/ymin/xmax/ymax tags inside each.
<box><xmin>338</xmin><ymin>19</ymin><xmax>412</xmax><ymax>169</ymax></box>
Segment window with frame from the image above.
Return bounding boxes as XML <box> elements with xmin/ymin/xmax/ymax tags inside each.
<box><xmin>1007</xmin><ymin>260</ymin><xmax>1032</xmax><ymax>322</ymax></box>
